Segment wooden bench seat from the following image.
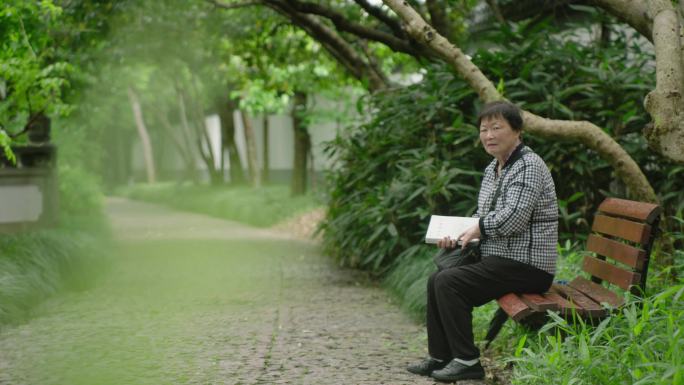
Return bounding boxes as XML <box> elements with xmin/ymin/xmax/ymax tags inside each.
<box><xmin>495</xmin><ymin>197</ymin><xmax>661</xmax><ymax>327</ymax></box>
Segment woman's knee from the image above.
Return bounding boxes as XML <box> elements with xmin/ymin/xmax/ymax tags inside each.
<box><xmin>427</xmin><ymin>271</ymin><xmax>440</xmax><ymax>290</ymax></box>
<box><xmin>433</xmin><ymin>270</ymin><xmax>458</xmax><ymax>293</ymax></box>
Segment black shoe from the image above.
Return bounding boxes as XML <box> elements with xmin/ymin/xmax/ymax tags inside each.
<box><xmin>406</xmin><ymin>357</ymin><xmax>447</xmax><ymax>376</ymax></box>
<box><xmin>431</xmin><ymin>360</ymin><xmax>485</xmax><ymax>382</ymax></box>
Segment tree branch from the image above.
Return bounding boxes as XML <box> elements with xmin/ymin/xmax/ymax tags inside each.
<box><xmin>262</xmin><ymin>0</ymin><xmax>389</xmax><ymax>91</ymax></box>
<box><xmin>353</xmin><ymin>0</ymin><xmax>405</xmax><ymax>39</ymax></box>
<box><xmin>383</xmin><ymin>0</ymin><xmax>499</xmax><ymax>101</ymax></box>
<box><xmin>382</xmin><ymin>0</ymin><xmax>658</xmax><ymax>202</ymax></box>
<box><xmin>207</xmin><ymin>0</ymin><xmax>261</xmax><ymax>10</ymax></box>
<box><xmin>285</xmin><ymin>0</ymin><xmax>422</xmax><ymax>57</ymax></box>
<box><xmin>524</xmin><ymin>115</ymin><xmax>657</xmax><ymax>201</ymax></box>
<box><xmin>589</xmin><ymin>0</ymin><xmax>653</xmax><ymax>42</ymax></box>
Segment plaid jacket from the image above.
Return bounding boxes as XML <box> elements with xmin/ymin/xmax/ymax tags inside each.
<box><xmin>475</xmin><ymin>144</ymin><xmax>558</xmax><ymax>274</ymax></box>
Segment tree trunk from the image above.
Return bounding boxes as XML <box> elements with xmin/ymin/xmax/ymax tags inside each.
<box><xmin>152</xmin><ymin>106</ymin><xmax>199</xmax><ymax>183</ymax></box>
<box><xmin>263</xmin><ymin>114</ymin><xmax>270</xmax><ymax>184</ymax></box>
<box><xmin>178</xmin><ymin>88</ymin><xmax>222</xmax><ymax>185</ymax></box>
<box><xmin>240</xmin><ymin>110</ymin><xmax>261</xmax><ymax>188</ymax></box>
<box><xmin>591</xmin><ymin>0</ymin><xmax>684</xmax><ymax>164</ymax></box>
<box><xmin>127</xmin><ymin>86</ymin><xmax>156</xmax><ymax>184</ymax></box>
<box><xmin>309</xmin><ymin>144</ymin><xmax>316</xmax><ymax>192</ymax></box>
<box><xmin>186</xmin><ymin>81</ymin><xmax>223</xmax><ymax>186</ymax></box>
<box><xmin>217</xmin><ymin>98</ymin><xmax>246</xmax><ymax>185</ymax></box>
<box><xmin>642</xmin><ymin>2</ymin><xmax>684</xmax><ymax>163</ymax></box>
<box><xmin>291</xmin><ymin>91</ymin><xmax>311</xmax><ymax>196</ymax></box>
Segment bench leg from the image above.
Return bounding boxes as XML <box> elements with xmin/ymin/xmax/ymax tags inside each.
<box><xmin>484</xmin><ymin>307</ymin><xmax>509</xmax><ymax>349</ymax></box>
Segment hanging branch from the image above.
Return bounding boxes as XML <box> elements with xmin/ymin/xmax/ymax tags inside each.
<box><xmin>353</xmin><ymin>0</ymin><xmax>406</xmax><ymax>39</ymax></box>
<box><xmin>281</xmin><ymin>0</ymin><xmax>421</xmax><ymax>57</ymax></box>
<box><xmin>260</xmin><ymin>0</ymin><xmax>390</xmax><ymax>91</ymax></box>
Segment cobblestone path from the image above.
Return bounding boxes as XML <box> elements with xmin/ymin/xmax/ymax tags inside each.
<box><xmin>0</xmin><ymin>198</ymin><xmax>457</xmax><ymax>385</ymax></box>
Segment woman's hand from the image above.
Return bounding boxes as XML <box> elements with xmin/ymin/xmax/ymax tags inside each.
<box><xmin>458</xmin><ymin>224</ymin><xmax>481</xmax><ymax>249</ymax></box>
<box><xmin>437</xmin><ymin>236</ymin><xmax>458</xmax><ymax>249</ymax></box>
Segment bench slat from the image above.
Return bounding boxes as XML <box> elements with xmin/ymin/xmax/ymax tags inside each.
<box><xmin>551</xmin><ymin>284</ymin><xmax>607</xmax><ymax>318</ymax></box>
<box><xmin>598</xmin><ymin>198</ymin><xmax>661</xmax><ymax>224</ymax></box>
<box><xmin>582</xmin><ymin>255</ymin><xmax>641</xmax><ymax>291</ymax></box>
<box><xmin>586</xmin><ymin>234</ymin><xmax>647</xmax><ymax>270</ymax></box>
<box><xmin>592</xmin><ymin>214</ymin><xmax>651</xmax><ymax>244</ymax></box>
<box><xmin>569</xmin><ymin>276</ymin><xmax>624</xmax><ymax>308</ymax></box>
<box><xmin>541</xmin><ymin>292</ymin><xmax>577</xmax><ymax>317</ymax></box>
<box><xmin>497</xmin><ymin>293</ymin><xmax>533</xmax><ymax>321</ymax></box>
<box><xmin>519</xmin><ymin>293</ymin><xmax>558</xmax><ymax>312</ymax></box>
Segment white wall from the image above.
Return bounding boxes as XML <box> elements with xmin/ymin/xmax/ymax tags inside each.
<box><xmin>132</xmin><ymin>92</ymin><xmax>352</xmax><ymax>182</ymax></box>
<box><xmin>227</xmin><ymin>94</ymin><xmax>345</xmax><ymax>174</ymax></box>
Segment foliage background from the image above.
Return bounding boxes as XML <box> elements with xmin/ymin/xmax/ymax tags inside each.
<box><xmin>322</xmin><ymin>18</ymin><xmax>684</xmax><ymax>276</ymax></box>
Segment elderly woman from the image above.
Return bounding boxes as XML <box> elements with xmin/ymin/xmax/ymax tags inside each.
<box><xmin>407</xmin><ymin>101</ymin><xmax>558</xmax><ymax>382</ymax></box>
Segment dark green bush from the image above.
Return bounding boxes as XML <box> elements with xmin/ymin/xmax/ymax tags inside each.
<box><xmin>322</xmin><ymin>19</ymin><xmax>684</xmax><ymax>275</ymax></box>
<box><xmin>0</xmin><ymin>226</ymin><xmax>107</xmax><ymax>325</ymax></box>
<box><xmin>321</xmin><ymin>70</ymin><xmax>485</xmax><ymax>273</ymax></box>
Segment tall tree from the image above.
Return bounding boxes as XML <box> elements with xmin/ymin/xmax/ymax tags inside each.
<box><xmin>291</xmin><ymin>91</ymin><xmax>310</xmax><ymax>196</ymax></box>
<box><xmin>215</xmin><ymin>96</ymin><xmax>245</xmax><ymax>184</ymax></box>
<box><xmin>127</xmin><ymin>86</ymin><xmax>156</xmax><ymax>183</ymax></box>
<box><xmin>211</xmin><ymin>5</ymin><xmax>355</xmax><ymax>195</ymax></box>
<box><xmin>240</xmin><ymin>108</ymin><xmax>261</xmax><ymax>187</ymax></box>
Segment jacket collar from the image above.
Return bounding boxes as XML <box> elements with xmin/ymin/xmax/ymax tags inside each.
<box><xmin>496</xmin><ymin>141</ymin><xmax>526</xmax><ymax>171</ymax></box>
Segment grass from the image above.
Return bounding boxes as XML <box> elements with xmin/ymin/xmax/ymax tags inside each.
<box><xmin>511</xmin><ymin>286</ymin><xmax>684</xmax><ymax>385</ymax></box>
<box><xmin>117</xmin><ymin>182</ymin><xmax>323</xmax><ymax>227</ymax></box>
<box><xmin>0</xmin><ymin>222</ymin><xmax>110</xmax><ymax>326</ymax></box>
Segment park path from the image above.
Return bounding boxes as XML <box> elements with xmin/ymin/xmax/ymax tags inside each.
<box><xmin>0</xmin><ymin>197</ymin><xmax>444</xmax><ymax>385</ymax></box>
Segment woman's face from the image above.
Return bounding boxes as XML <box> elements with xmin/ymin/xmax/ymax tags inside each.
<box><xmin>479</xmin><ymin>115</ymin><xmax>521</xmax><ymax>162</ymax></box>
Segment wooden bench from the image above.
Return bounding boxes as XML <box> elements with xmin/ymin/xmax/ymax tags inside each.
<box><xmin>495</xmin><ymin>197</ymin><xmax>662</xmax><ymax>329</ymax></box>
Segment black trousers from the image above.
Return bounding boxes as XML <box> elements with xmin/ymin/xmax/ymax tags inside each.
<box><xmin>426</xmin><ymin>255</ymin><xmax>553</xmax><ymax>361</ymax></box>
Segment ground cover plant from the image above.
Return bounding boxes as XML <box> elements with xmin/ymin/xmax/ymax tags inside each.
<box><xmin>118</xmin><ymin>182</ymin><xmax>323</xmax><ymax>228</ymax></box>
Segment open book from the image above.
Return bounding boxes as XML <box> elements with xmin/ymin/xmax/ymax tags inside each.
<box><xmin>425</xmin><ymin>215</ymin><xmax>479</xmax><ymax>244</ymax></box>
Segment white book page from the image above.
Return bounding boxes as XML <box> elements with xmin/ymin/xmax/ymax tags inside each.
<box><xmin>425</xmin><ymin>215</ymin><xmax>479</xmax><ymax>244</ymax></box>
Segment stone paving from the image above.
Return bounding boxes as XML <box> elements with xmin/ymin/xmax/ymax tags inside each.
<box><xmin>0</xmin><ymin>198</ymin><xmax>492</xmax><ymax>385</ymax></box>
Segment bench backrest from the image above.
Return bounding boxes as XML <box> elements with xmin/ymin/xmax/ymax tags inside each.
<box><xmin>583</xmin><ymin>197</ymin><xmax>662</xmax><ymax>295</ymax></box>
